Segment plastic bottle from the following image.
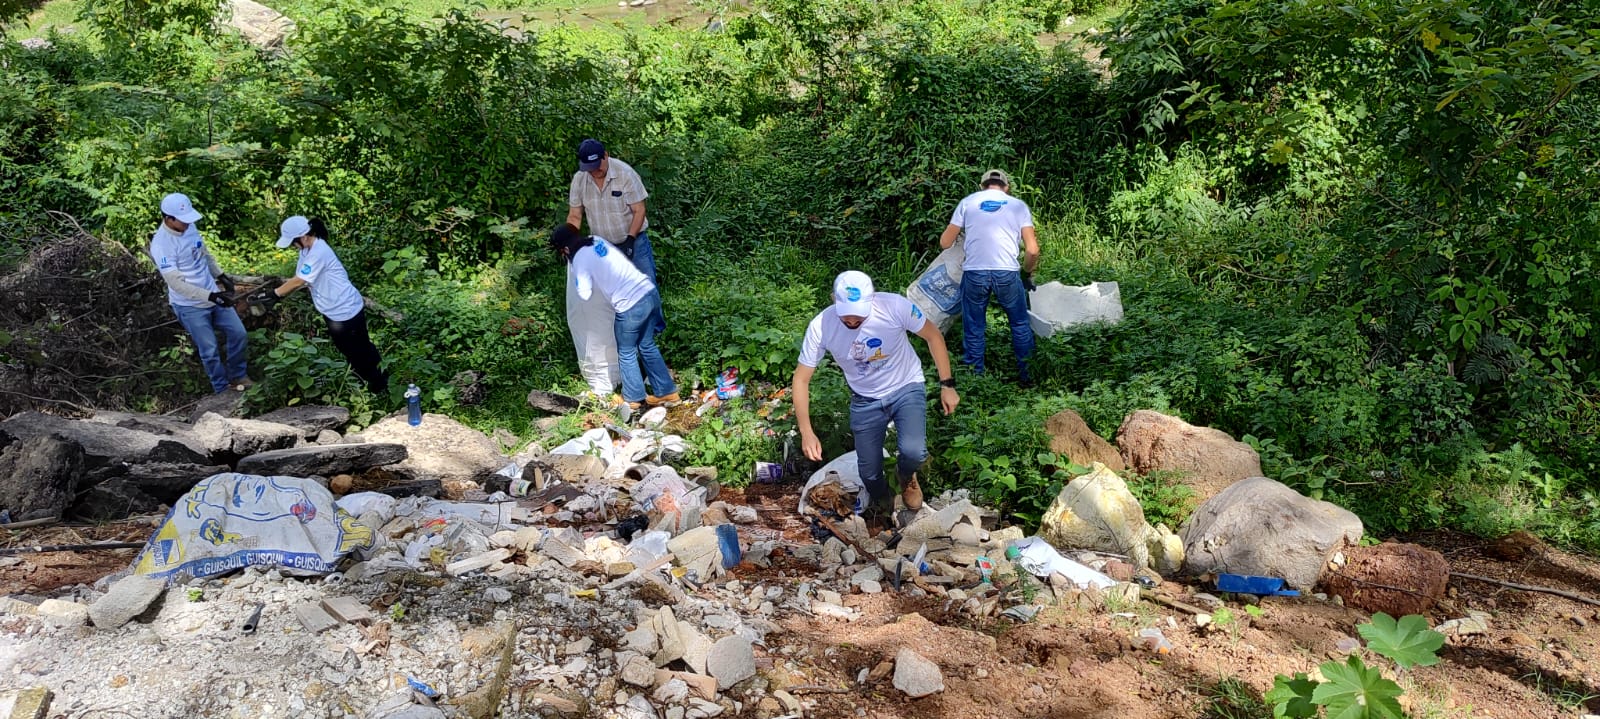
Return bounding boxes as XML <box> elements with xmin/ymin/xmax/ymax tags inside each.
<box><xmin>405</xmin><ymin>384</ymin><xmax>422</xmax><ymax>426</ymax></box>
<box><xmin>1137</xmin><ymin>627</ymin><xmax>1174</xmax><ymax>655</ymax></box>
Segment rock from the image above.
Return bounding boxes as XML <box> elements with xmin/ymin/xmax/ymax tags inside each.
<box><xmin>624</xmin><ymin>624</ymin><xmax>659</xmax><ymax>655</ymax></box>
<box><xmin>1116</xmin><ymin>410</ymin><xmax>1262</xmax><ymax>505</ymax></box>
<box><xmin>668</xmin><ymin>526</ymin><xmax>726</xmax><ymax>579</ymax></box>
<box><xmin>680</xmin><ymin>624</ymin><xmax>714</xmax><ymax>675</ymax></box>
<box><xmin>36</xmin><ymin>598</ymin><xmax>89</xmax><ymax>627</ymax></box>
<box><xmin>652</xmin><ymin>607</ymin><xmax>686</xmax><ymax>666</ymax></box>
<box><xmin>892</xmin><ymin>648</ymin><xmax>943</xmax><ymax>698</ymax></box>
<box><xmin>850</xmin><ymin>565</ymin><xmax>884</xmax><ymax>586</ymax></box>
<box><xmin>620</xmin><ymin>653</ymin><xmax>657</xmax><ymax>687</ymax></box>
<box><xmin>320</xmin><ymin>596</ymin><xmax>376</xmax><ymax>623</ymax></box>
<box><xmin>314</xmin><ymin>430</ymin><xmax>343</xmax><ymax>445</ymax></box>
<box><xmin>254</xmin><ymin>406</ymin><xmax>350</xmax><ymax>437</ymax></box>
<box><xmin>1437</xmin><ymin>611</ymin><xmax>1491</xmax><ymax>637</ymax></box>
<box><xmin>235</xmin><ymin>443</ymin><xmax>407</xmax><ymax>477</ymax></box>
<box><xmin>0</xmin><ymin>411</ymin><xmax>208</xmax><ymax>475</ymax></box>
<box><xmin>485</xmin><ymin>587</ymin><xmax>512</xmax><ymax>603</ymax></box>
<box><xmin>727</xmin><ymin>505</ymin><xmax>757</xmax><ymax>524</ymax></box>
<box><xmin>1322</xmin><ymin>542</ymin><xmax>1449</xmax><ymax>616</ymax></box>
<box><xmin>1102</xmin><ymin>559</ymin><xmax>1135</xmax><ymax>582</ymax></box>
<box><xmin>1039</xmin><ymin>463</ymin><xmax>1170</xmax><ymax>572</ymax></box>
<box><xmin>0</xmin><ymin>436</ymin><xmax>83</xmax><ymax>521</ymax></box>
<box><xmin>86</xmin><ymin>410</ymin><xmax>195</xmax><ymax>437</ymax></box>
<box><xmin>224</xmin><ymin>0</ymin><xmax>297</xmax><ymax>50</ymax></box>
<box><xmin>115</xmin><ymin>462</ymin><xmax>230</xmax><ymax>503</ymax></box>
<box><xmin>899</xmin><ymin>499</ymin><xmax>980</xmax><ymax>545</ymax></box>
<box><xmin>188</xmin><ymin>390</ymin><xmax>246</xmax><ymax>421</ymax></box>
<box><xmin>859</xmin><ymin>580</ymin><xmax>883</xmax><ymax>594</ymax></box>
<box><xmin>89</xmin><ymin>575</ymin><xmax>166</xmax><ymax>629</ymax></box>
<box><xmin>359</xmin><ymin>413</ymin><xmax>507</xmax><ymax>489</ymax></box>
<box><xmin>652</xmin><ymin>678</ymin><xmax>688</xmax><ymax>704</ymax></box>
<box><xmin>542</xmin><ymin>453</ymin><xmax>607</xmax><ymax>483</ymax></box>
<box><xmin>191</xmin><ymin>412</ymin><xmax>302</xmax><ymax>463</ymax></box>
<box><xmin>706</xmin><ymin>636</ymin><xmax>755</xmax><ymax>690</ymax></box>
<box><xmin>1046</xmin><ymin>409</ymin><xmax>1125</xmax><ymax>471</ymax></box>
<box><xmin>1180</xmin><ymin>477</ymin><xmax>1363</xmax><ymax>590</ymax></box>
<box><xmin>71</xmin><ymin>478</ymin><xmax>164</xmax><ymax>520</ymax></box>
<box><xmin>0</xmin><ymin>686</ymin><xmax>52</xmax><ymax>719</ymax></box>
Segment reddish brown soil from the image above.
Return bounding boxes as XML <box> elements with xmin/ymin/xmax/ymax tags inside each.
<box><xmin>0</xmin><ymin>520</ymin><xmax>154</xmax><ymax>594</ymax></box>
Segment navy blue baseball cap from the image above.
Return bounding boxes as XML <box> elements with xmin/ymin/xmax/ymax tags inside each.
<box><xmin>577</xmin><ymin>139</ymin><xmax>605</xmax><ymax>171</ymax></box>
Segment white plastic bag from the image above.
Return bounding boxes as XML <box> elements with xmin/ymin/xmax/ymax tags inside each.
<box><xmin>551</xmin><ymin>427</ymin><xmax>617</xmax><ymax>467</ymax></box>
<box><xmin>905</xmin><ymin>239</ymin><xmax>965</xmax><ymax>333</ymax></box>
<box><xmin>1027</xmin><ymin>281</ymin><xmax>1123</xmax><ymax>339</ymax></box>
<box><xmin>798</xmin><ymin>452</ymin><xmax>870</xmax><ymax>515</ymax></box>
<box><xmin>568</xmin><ymin>264</ymin><xmax>621</xmax><ymax>395</ymax></box>
<box><xmin>1010</xmin><ymin>536</ymin><xmax>1116</xmax><ymax>589</ymax></box>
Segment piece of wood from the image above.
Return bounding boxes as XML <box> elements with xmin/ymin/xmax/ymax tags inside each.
<box><xmin>292</xmin><ymin>602</ymin><xmax>340</xmax><ymax>633</ymax></box>
<box><xmin>816</xmin><ymin>515</ymin><xmax>871</xmax><ymax>560</ymax></box>
<box><xmin>0</xmin><ymin>517</ymin><xmax>60</xmax><ymax>531</ymax></box>
<box><xmin>1143</xmin><ymin>591</ymin><xmax>1209</xmax><ymax>615</ymax></box>
<box><xmin>320</xmin><ymin>596</ymin><xmax>376</xmax><ymax>624</ymax></box>
<box><xmin>1449</xmin><ymin>571</ymin><xmax>1600</xmax><ymax>608</ymax></box>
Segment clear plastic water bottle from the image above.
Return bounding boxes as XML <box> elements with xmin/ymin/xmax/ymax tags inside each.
<box><xmin>405</xmin><ymin>384</ymin><xmax>422</xmax><ymax>426</ymax></box>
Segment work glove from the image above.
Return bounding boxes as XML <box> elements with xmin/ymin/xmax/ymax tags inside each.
<box><xmin>208</xmin><ymin>291</ymin><xmax>232</xmax><ymax>307</ymax></box>
<box><xmin>1022</xmin><ymin>273</ymin><xmax>1037</xmax><ymax>292</ymax></box>
<box><xmin>248</xmin><ymin>287</ymin><xmax>280</xmax><ymax>309</ymax></box>
<box><xmin>215</xmin><ymin>274</ymin><xmax>236</xmax><ymax>293</ymax></box>
<box><xmin>618</xmin><ymin>234</ymin><xmax>638</xmax><ymax>259</ymax></box>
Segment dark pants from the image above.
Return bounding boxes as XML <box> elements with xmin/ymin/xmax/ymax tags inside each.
<box><xmin>959</xmin><ymin>269</ymin><xmax>1034</xmax><ymax>380</ymax></box>
<box><xmin>327</xmin><ymin>309</ymin><xmax>388</xmax><ymax>394</ymax></box>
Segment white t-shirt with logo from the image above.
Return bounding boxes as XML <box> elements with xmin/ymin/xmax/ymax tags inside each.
<box><xmin>571</xmin><ymin>237</ymin><xmax>654</xmax><ymax>313</ymax></box>
<box><xmin>948</xmin><ymin>188</ymin><xmax>1033</xmax><ymax>271</ymax></box>
<box><xmin>798</xmin><ymin>293</ymin><xmax>929</xmax><ymax>400</ymax></box>
<box><xmin>149</xmin><ymin>224</ymin><xmax>220</xmax><ymax>308</ymax></box>
<box><xmin>296</xmin><ymin>240</ymin><xmax>365</xmax><ymax>322</ymax></box>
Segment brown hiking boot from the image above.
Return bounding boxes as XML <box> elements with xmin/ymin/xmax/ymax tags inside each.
<box><xmin>645</xmin><ymin>392</ymin><xmax>681</xmax><ymax>407</ymax></box>
<box><xmin>900</xmin><ymin>473</ymin><xmax>923</xmax><ymax>511</ymax></box>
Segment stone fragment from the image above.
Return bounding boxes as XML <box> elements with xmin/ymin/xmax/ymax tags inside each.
<box><xmin>705</xmin><ymin>636</ymin><xmax>755</xmax><ymax>690</ymax></box>
<box><xmin>892</xmin><ymin>648</ymin><xmax>944</xmax><ymax>698</ymax></box>
<box><xmin>254</xmin><ymin>406</ymin><xmax>350</xmax><ymax>436</ymax></box>
<box><xmin>446</xmin><ymin>548</ymin><xmax>513</xmax><ymax>576</ymax></box>
<box><xmin>0</xmin><ymin>686</ymin><xmax>52</xmax><ymax>719</ymax></box>
<box><xmin>36</xmin><ymin>599</ymin><xmax>89</xmax><ymax>627</ymax></box>
<box><xmin>320</xmin><ymin>596</ymin><xmax>375</xmax><ymax>623</ymax></box>
<box><xmin>235</xmin><ymin>443</ymin><xmax>407</xmax><ymax>477</ymax></box>
<box><xmin>1047</xmin><ymin>408</ymin><xmax>1125</xmax><ymax>470</ymax></box>
<box><xmin>0</xmin><ymin>436</ymin><xmax>82</xmax><ymax>522</ymax></box>
<box><xmin>89</xmin><ymin>575</ymin><xmax>166</xmax><ymax>629</ymax></box>
<box><xmin>1116</xmin><ymin>409</ymin><xmax>1262</xmax><ymax>505</ymax></box>
<box><xmin>292</xmin><ymin>602</ymin><xmax>340</xmax><ymax>633</ymax></box>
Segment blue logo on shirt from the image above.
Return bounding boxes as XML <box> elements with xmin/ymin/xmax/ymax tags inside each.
<box><xmin>595</xmin><ymin>242</ymin><xmax>609</xmax><ymax>257</ymax></box>
<box><xmin>301</xmin><ymin>263</ymin><xmax>313</xmax><ymax>275</ymax></box>
<box><xmin>912</xmin><ymin>304</ymin><xmax>924</xmax><ymax>319</ymax></box>
<box><xmin>866</xmin><ymin>338</ymin><xmax>882</xmax><ymax>348</ymax></box>
<box><xmin>845</xmin><ymin>287</ymin><xmax>862</xmax><ymax>301</ymax></box>
<box><xmin>979</xmin><ymin>200</ymin><xmax>1008</xmax><ymax>213</ymax></box>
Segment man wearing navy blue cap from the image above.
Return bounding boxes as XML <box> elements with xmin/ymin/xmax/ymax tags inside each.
<box><xmin>567</xmin><ymin>139</ymin><xmax>664</xmax><ymax>332</ymax></box>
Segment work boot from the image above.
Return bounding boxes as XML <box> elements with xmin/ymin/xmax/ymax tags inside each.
<box><xmin>900</xmin><ymin>473</ymin><xmax>923</xmax><ymax>511</ymax></box>
<box><xmin>646</xmin><ymin>392</ymin><xmax>681</xmax><ymax>407</ymax></box>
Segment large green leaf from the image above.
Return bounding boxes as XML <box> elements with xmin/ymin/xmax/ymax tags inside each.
<box><xmin>1358</xmin><ymin>613</ymin><xmax>1445</xmax><ymax>669</ymax></box>
<box><xmin>1265</xmin><ymin>673</ymin><xmax>1319</xmax><ymax>719</ymax></box>
<box><xmin>1313</xmin><ymin>655</ymin><xmax>1405</xmax><ymax>719</ymax></box>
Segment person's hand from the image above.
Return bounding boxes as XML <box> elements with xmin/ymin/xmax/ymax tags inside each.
<box><xmin>1022</xmin><ymin>273</ymin><xmax>1037</xmax><ymax>292</ymax></box>
<box><xmin>249</xmin><ymin>287</ymin><xmax>280</xmax><ymax>309</ymax></box>
<box><xmin>800</xmin><ymin>429</ymin><xmax>822</xmax><ymax>461</ymax></box>
<box><xmin>620</xmin><ymin>234</ymin><xmax>638</xmax><ymax>258</ymax></box>
<box><xmin>940</xmin><ymin>386</ymin><xmax>960</xmax><ymax>416</ymax></box>
<box><xmin>215</xmin><ymin>274</ymin><xmax>236</xmax><ymax>293</ymax></box>
<box><xmin>208</xmin><ymin>292</ymin><xmax>232</xmax><ymax>307</ymax></box>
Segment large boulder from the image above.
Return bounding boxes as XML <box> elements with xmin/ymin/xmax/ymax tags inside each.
<box><xmin>1322</xmin><ymin>542</ymin><xmax>1449</xmax><ymax>616</ymax></box>
<box><xmin>1180</xmin><ymin>477</ymin><xmax>1363</xmax><ymax>591</ymax></box>
<box><xmin>188</xmin><ymin>390</ymin><xmax>246</xmax><ymax>422</ymax></box>
<box><xmin>235</xmin><ymin>443</ymin><xmax>407</xmax><ymax>477</ymax></box>
<box><xmin>224</xmin><ymin>0</ymin><xmax>296</xmax><ymax>50</ymax></box>
<box><xmin>191</xmin><ymin>412</ymin><xmax>302</xmax><ymax>463</ymax></box>
<box><xmin>1</xmin><ymin>411</ymin><xmax>208</xmax><ymax>475</ymax></box>
<box><xmin>253</xmin><ymin>406</ymin><xmax>350</xmax><ymax>438</ymax></box>
<box><xmin>359</xmin><ymin>413</ymin><xmax>507</xmax><ymax>492</ymax></box>
<box><xmin>0</xmin><ymin>436</ymin><xmax>84</xmax><ymax>521</ymax></box>
<box><xmin>118</xmin><ymin>462</ymin><xmax>231</xmax><ymax>503</ymax></box>
<box><xmin>1046</xmin><ymin>409</ymin><xmax>1124</xmax><ymax>471</ymax></box>
<box><xmin>1039</xmin><ymin>463</ymin><xmax>1183</xmax><ymax>575</ymax></box>
<box><xmin>73</xmin><ymin>478</ymin><xmax>164</xmax><ymax>520</ymax></box>
<box><xmin>87</xmin><ymin>411</ymin><xmax>195</xmax><ymax>437</ymax></box>
<box><xmin>1116</xmin><ymin>410</ymin><xmax>1262</xmax><ymax>505</ymax></box>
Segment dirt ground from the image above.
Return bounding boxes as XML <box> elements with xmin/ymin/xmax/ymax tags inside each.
<box><xmin>6</xmin><ymin>486</ymin><xmax>1599</xmax><ymax>718</ymax></box>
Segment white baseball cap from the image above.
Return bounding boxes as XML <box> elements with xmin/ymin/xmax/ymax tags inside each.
<box><xmin>277</xmin><ymin>215</ymin><xmax>310</xmax><ymax>248</ymax></box>
<box><xmin>160</xmin><ymin>193</ymin><xmax>202</xmax><ymax>224</ymax></box>
<box><xmin>832</xmin><ymin>270</ymin><xmax>875</xmax><ymax>318</ymax></box>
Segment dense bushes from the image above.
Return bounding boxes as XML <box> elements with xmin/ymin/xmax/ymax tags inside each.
<box><xmin>2</xmin><ymin>0</ymin><xmax>1598</xmax><ymax>546</ymax></box>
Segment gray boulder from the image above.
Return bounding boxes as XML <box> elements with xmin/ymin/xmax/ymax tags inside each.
<box><xmin>87</xmin><ymin>411</ymin><xmax>195</xmax><ymax>437</ymax></box>
<box><xmin>117</xmin><ymin>462</ymin><xmax>230</xmax><ymax>503</ymax></box>
<box><xmin>235</xmin><ymin>443</ymin><xmax>407</xmax><ymax>477</ymax></box>
<box><xmin>1</xmin><ymin>411</ymin><xmax>208</xmax><ymax>474</ymax></box>
<box><xmin>358</xmin><ymin>413</ymin><xmax>506</xmax><ymax>488</ymax></box>
<box><xmin>1180</xmin><ymin>476</ymin><xmax>1363</xmax><ymax>590</ymax></box>
<box><xmin>0</xmin><ymin>436</ymin><xmax>84</xmax><ymax>521</ymax></box>
<box><xmin>89</xmin><ymin>575</ymin><xmax>166</xmax><ymax>629</ymax></box>
<box><xmin>191</xmin><ymin>412</ymin><xmax>302</xmax><ymax>462</ymax></box>
<box><xmin>188</xmin><ymin>390</ymin><xmax>246</xmax><ymax>422</ymax></box>
<box><xmin>253</xmin><ymin>406</ymin><xmax>350</xmax><ymax>437</ymax></box>
<box><xmin>73</xmin><ymin>478</ymin><xmax>164</xmax><ymax>520</ymax></box>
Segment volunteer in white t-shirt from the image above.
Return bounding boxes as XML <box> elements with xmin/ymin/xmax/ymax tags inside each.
<box><xmin>257</xmin><ymin>216</ymin><xmax>389</xmax><ymax>394</ymax></box>
<box><xmin>147</xmin><ymin>192</ymin><xmax>250</xmax><ymax>394</ymax></box>
<box><xmin>550</xmin><ymin>223</ymin><xmax>679</xmax><ymax>412</ymax></box>
<box><xmin>792</xmin><ymin>271</ymin><xmax>960</xmax><ymax>516</ymax></box>
<box><xmin>938</xmin><ymin>169</ymin><xmax>1040</xmax><ymax>384</ymax></box>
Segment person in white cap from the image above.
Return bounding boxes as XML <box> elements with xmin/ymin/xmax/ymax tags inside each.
<box><xmin>938</xmin><ymin>168</ymin><xmax>1039</xmax><ymax>384</ymax></box>
<box><xmin>254</xmin><ymin>216</ymin><xmax>388</xmax><ymax>394</ymax></box>
<box><xmin>791</xmin><ymin>271</ymin><xmax>959</xmax><ymax>516</ymax></box>
<box><xmin>148</xmin><ymin>192</ymin><xmax>250</xmax><ymax>394</ymax></box>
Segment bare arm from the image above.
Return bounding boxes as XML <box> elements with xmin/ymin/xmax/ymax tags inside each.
<box><xmin>914</xmin><ymin>320</ymin><xmax>960</xmax><ymax>415</ymax></box>
<box><xmin>275</xmin><ymin>276</ymin><xmax>308</xmax><ymax>297</ymax></box>
<box><xmin>1021</xmin><ymin>226</ymin><xmax>1040</xmax><ymax>274</ymax></box>
<box><xmin>565</xmin><ymin>205</ymin><xmax>583</xmax><ymax>228</ymax></box>
<box><xmin>791</xmin><ymin>363</ymin><xmax>822</xmax><ymax>460</ymax></box>
<box><xmin>627</xmin><ymin>201</ymin><xmax>646</xmax><ymax>237</ymax></box>
<box><xmin>939</xmin><ymin>223</ymin><xmax>961</xmax><ymax>250</ymax></box>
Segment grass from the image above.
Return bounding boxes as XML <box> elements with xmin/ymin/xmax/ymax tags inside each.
<box><xmin>8</xmin><ymin>0</ymin><xmax>81</xmax><ymax>41</ymax></box>
<box><xmin>1199</xmin><ymin>677</ymin><xmax>1272</xmax><ymax>719</ymax></box>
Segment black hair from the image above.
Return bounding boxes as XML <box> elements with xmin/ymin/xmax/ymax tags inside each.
<box><xmin>549</xmin><ymin>223</ymin><xmax>590</xmax><ymax>260</ymax></box>
<box><xmin>307</xmin><ymin>217</ymin><xmax>329</xmax><ymax>240</ymax></box>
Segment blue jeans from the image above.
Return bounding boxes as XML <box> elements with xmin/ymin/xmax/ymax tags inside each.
<box><xmin>614</xmin><ymin>290</ymin><xmax>677</xmax><ymax>403</ymax></box>
<box><xmin>849</xmin><ymin>382</ymin><xmax>928</xmax><ymax>506</ymax></box>
<box><xmin>172</xmin><ymin>303</ymin><xmax>249</xmax><ymax>393</ymax></box>
<box><xmin>624</xmin><ymin>231</ymin><xmax>667</xmax><ymax>335</ymax></box>
<box><xmin>960</xmin><ymin>269</ymin><xmax>1034</xmax><ymax>379</ymax></box>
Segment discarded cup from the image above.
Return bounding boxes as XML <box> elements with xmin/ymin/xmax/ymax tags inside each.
<box><xmin>753</xmin><ymin>462</ymin><xmax>783</xmax><ymax>484</ymax></box>
<box><xmin>1137</xmin><ymin>627</ymin><xmax>1174</xmax><ymax>655</ymax></box>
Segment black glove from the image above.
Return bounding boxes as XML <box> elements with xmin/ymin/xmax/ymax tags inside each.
<box><xmin>1022</xmin><ymin>273</ymin><xmax>1037</xmax><ymax>292</ymax></box>
<box><xmin>208</xmin><ymin>291</ymin><xmax>232</xmax><ymax>307</ymax></box>
<box><xmin>618</xmin><ymin>234</ymin><xmax>638</xmax><ymax>259</ymax></box>
<box><xmin>250</xmin><ymin>288</ymin><xmax>281</xmax><ymax>309</ymax></box>
<box><xmin>215</xmin><ymin>274</ymin><xmax>236</xmax><ymax>293</ymax></box>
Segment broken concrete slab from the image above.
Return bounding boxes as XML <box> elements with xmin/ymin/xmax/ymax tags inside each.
<box><xmin>706</xmin><ymin>635</ymin><xmax>755</xmax><ymax>690</ymax></box>
<box><xmin>235</xmin><ymin>442</ymin><xmax>407</xmax><ymax>477</ymax></box>
<box><xmin>292</xmin><ymin>602</ymin><xmax>340</xmax><ymax>633</ymax></box>
<box><xmin>0</xmin><ymin>686</ymin><xmax>52</xmax><ymax>719</ymax></box>
<box><xmin>446</xmin><ymin>548</ymin><xmax>513</xmax><ymax>577</ymax></box>
<box><xmin>254</xmin><ymin>405</ymin><xmax>350</xmax><ymax>437</ymax></box>
<box><xmin>89</xmin><ymin>575</ymin><xmax>166</xmax><ymax>629</ymax></box>
<box><xmin>320</xmin><ymin>596</ymin><xmax>376</xmax><ymax>624</ymax></box>
<box><xmin>892</xmin><ymin>648</ymin><xmax>944</xmax><ymax>698</ymax></box>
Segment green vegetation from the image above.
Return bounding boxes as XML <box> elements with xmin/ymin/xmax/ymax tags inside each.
<box><xmin>1268</xmin><ymin>613</ymin><xmax>1445</xmax><ymax>719</ymax></box>
<box><xmin>2</xmin><ymin>0</ymin><xmax>1598</xmax><ymax>547</ymax></box>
